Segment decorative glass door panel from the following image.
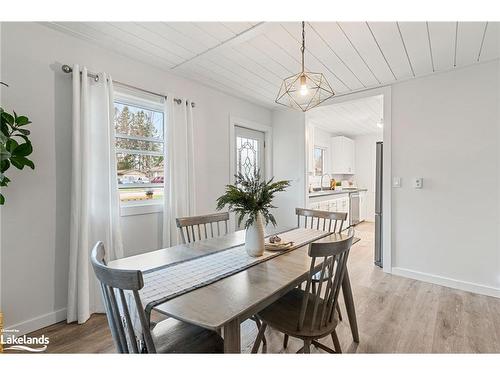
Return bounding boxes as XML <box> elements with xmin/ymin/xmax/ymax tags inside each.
<box><xmin>235</xmin><ymin>126</ymin><xmax>265</xmax><ymax>178</ymax></box>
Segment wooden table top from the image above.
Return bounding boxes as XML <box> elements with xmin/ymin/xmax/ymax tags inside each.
<box><xmin>109</xmin><ymin>229</ymin><xmax>359</xmax><ymax>331</ymax></box>
<box><xmin>109</xmin><ymin>230</ymin><xmax>247</xmax><ymax>272</ymax></box>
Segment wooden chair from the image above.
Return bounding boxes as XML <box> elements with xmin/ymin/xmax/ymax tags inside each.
<box><xmin>285</xmin><ymin>208</ymin><xmax>348</xmax><ymax>349</ymax></box>
<box><xmin>296</xmin><ymin>207</ymin><xmax>348</xmax><ymax>233</ymax></box>
<box><xmin>90</xmin><ymin>241</ymin><xmax>224</xmax><ymax>353</ymax></box>
<box><xmin>176</xmin><ymin>211</ymin><xmax>267</xmax><ymax>348</ymax></box>
<box><xmin>297</xmin><ymin>208</ymin><xmax>346</xmax><ymax>297</ymax></box>
<box><xmin>251</xmin><ymin>228</ymin><xmax>355</xmax><ymax>354</ymax></box>
<box><xmin>176</xmin><ymin>212</ymin><xmax>229</xmax><ymax>244</ymax></box>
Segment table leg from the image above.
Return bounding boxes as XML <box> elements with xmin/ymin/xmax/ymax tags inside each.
<box><xmin>342</xmin><ymin>268</ymin><xmax>359</xmax><ymax>343</ymax></box>
<box><xmin>223</xmin><ymin>318</ymin><xmax>241</xmax><ymax>353</ymax></box>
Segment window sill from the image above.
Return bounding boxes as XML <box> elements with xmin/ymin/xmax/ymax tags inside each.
<box><xmin>120</xmin><ymin>202</ymin><xmax>163</xmax><ymax>217</ymax></box>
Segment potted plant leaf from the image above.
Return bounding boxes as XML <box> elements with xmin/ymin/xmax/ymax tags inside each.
<box><xmin>216</xmin><ymin>171</ymin><xmax>290</xmax><ymax>257</ymax></box>
<box><xmin>0</xmin><ymin>104</ymin><xmax>35</xmax><ymax>205</ymax></box>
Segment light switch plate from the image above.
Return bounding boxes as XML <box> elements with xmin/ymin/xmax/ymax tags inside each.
<box><xmin>392</xmin><ymin>176</ymin><xmax>401</xmax><ymax>188</ymax></box>
<box><xmin>414</xmin><ymin>177</ymin><xmax>423</xmax><ymax>189</ymax></box>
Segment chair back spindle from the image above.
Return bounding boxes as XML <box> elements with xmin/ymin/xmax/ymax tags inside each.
<box><xmin>295</xmin><ymin>208</ymin><xmax>347</xmax><ymax>234</ymax></box>
<box><xmin>176</xmin><ymin>212</ymin><xmax>230</xmax><ymax>244</ymax></box>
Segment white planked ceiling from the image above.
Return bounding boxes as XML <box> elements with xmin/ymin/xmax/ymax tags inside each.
<box><xmin>307</xmin><ymin>95</ymin><xmax>383</xmax><ymax>137</ymax></box>
<box><xmin>44</xmin><ymin>22</ymin><xmax>499</xmax><ymax>108</ymax></box>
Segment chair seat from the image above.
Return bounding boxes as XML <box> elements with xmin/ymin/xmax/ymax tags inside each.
<box><xmin>152</xmin><ymin>318</ymin><xmax>224</xmax><ymax>353</ymax></box>
<box><xmin>257</xmin><ymin>288</ymin><xmax>339</xmax><ymax>339</ymax></box>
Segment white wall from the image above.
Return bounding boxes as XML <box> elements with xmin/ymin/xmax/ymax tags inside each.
<box><xmin>391</xmin><ymin>60</ymin><xmax>500</xmax><ymax>295</ymax></box>
<box><xmin>0</xmin><ymin>22</ymin><xmax>272</xmax><ymax>332</ymax></box>
<box><xmin>354</xmin><ymin>133</ymin><xmax>382</xmax><ymax>221</ymax></box>
<box><xmin>272</xmin><ymin>109</ymin><xmax>306</xmax><ymax>230</ymax></box>
<box><xmin>277</xmin><ymin>61</ymin><xmax>500</xmax><ymax>297</ymax></box>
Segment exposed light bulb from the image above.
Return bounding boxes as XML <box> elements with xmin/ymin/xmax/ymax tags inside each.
<box><xmin>299</xmin><ymin>74</ymin><xmax>308</xmax><ymax>96</ymax></box>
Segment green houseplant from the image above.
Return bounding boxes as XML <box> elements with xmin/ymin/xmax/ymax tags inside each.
<box><xmin>216</xmin><ymin>171</ymin><xmax>290</xmax><ymax>257</ymax></box>
<box><xmin>0</xmin><ymin>105</ymin><xmax>35</xmax><ymax>205</ymax></box>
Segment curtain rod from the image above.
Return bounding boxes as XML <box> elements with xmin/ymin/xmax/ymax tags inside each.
<box><xmin>61</xmin><ymin>65</ymin><xmax>195</xmax><ymax>108</ymax></box>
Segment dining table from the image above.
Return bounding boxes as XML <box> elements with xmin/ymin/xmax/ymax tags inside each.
<box><xmin>108</xmin><ymin>227</ymin><xmax>360</xmax><ymax>353</ymax></box>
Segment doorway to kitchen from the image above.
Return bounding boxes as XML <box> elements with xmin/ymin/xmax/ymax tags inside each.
<box><xmin>304</xmin><ymin>87</ymin><xmax>391</xmax><ymax>272</ymax></box>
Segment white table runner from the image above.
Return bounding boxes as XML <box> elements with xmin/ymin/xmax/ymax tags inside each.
<box><xmin>123</xmin><ymin>227</ymin><xmax>329</xmax><ymax>344</ymax></box>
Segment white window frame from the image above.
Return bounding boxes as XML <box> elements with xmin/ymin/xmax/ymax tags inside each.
<box><xmin>313</xmin><ymin>146</ymin><xmax>325</xmax><ymax>176</ymax></box>
<box><xmin>113</xmin><ymin>91</ymin><xmax>166</xmax><ymax>216</ymax></box>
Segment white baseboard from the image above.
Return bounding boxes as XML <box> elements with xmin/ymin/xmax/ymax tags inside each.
<box><xmin>5</xmin><ymin>308</ymin><xmax>67</xmax><ymax>335</ymax></box>
<box><xmin>391</xmin><ymin>267</ymin><xmax>500</xmax><ymax>299</ymax></box>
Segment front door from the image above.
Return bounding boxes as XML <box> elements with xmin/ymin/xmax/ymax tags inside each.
<box><xmin>233</xmin><ymin>126</ymin><xmax>266</xmax><ymax>230</ymax></box>
<box><xmin>234</xmin><ymin>126</ymin><xmax>265</xmax><ymax>178</ymax></box>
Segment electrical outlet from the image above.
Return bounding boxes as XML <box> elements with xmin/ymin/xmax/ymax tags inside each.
<box><xmin>414</xmin><ymin>177</ymin><xmax>423</xmax><ymax>189</ymax></box>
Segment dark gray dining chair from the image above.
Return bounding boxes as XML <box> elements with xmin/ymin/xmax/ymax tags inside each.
<box><xmin>251</xmin><ymin>228</ymin><xmax>355</xmax><ymax>354</ymax></box>
<box><xmin>176</xmin><ymin>212</ymin><xmax>229</xmax><ymax>244</ymax></box>
<box><xmin>90</xmin><ymin>241</ymin><xmax>224</xmax><ymax>353</ymax></box>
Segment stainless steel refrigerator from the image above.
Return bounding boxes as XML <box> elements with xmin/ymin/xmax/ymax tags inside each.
<box><xmin>374</xmin><ymin>141</ymin><xmax>383</xmax><ymax>268</ymax></box>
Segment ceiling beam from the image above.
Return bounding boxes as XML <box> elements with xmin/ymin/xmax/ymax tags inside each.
<box><xmin>171</xmin><ymin>22</ymin><xmax>267</xmax><ymax>69</ymax></box>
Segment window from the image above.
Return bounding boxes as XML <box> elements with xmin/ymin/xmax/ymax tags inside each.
<box><xmin>114</xmin><ymin>94</ymin><xmax>165</xmax><ymax>206</ymax></box>
<box><xmin>313</xmin><ymin>147</ymin><xmax>325</xmax><ymax>176</ymax></box>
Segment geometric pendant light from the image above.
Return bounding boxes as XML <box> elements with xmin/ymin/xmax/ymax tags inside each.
<box><xmin>275</xmin><ymin>21</ymin><xmax>335</xmax><ymax>112</ymax></box>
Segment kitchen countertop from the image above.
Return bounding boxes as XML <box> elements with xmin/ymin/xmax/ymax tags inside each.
<box><xmin>308</xmin><ymin>188</ymin><xmax>367</xmax><ymax>198</ymax></box>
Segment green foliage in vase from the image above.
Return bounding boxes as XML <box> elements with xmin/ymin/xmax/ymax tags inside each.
<box><xmin>216</xmin><ymin>170</ymin><xmax>290</xmax><ymax>229</ymax></box>
<box><xmin>0</xmin><ymin>107</ymin><xmax>35</xmax><ymax>205</ymax></box>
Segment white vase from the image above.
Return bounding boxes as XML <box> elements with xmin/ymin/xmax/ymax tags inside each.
<box><xmin>245</xmin><ymin>213</ymin><xmax>265</xmax><ymax>257</ymax></box>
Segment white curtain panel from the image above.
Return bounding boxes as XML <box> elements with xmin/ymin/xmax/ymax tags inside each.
<box><xmin>67</xmin><ymin>65</ymin><xmax>124</xmax><ymax>324</ymax></box>
<box><xmin>163</xmin><ymin>97</ymin><xmax>196</xmax><ymax>247</ymax></box>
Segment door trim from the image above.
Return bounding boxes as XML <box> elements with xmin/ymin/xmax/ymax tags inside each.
<box><xmin>228</xmin><ymin>116</ymin><xmax>273</xmax><ymax>231</ymax></box>
<box><xmin>304</xmin><ymin>86</ymin><xmax>392</xmax><ymax>274</ymax></box>
<box><xmin>234</xmin><ymin>125</ymin><xmax>266</xmax><ymax>177</ymax></box>
<box><xmin>229</xmin><ymin>116</ymin><xmax>273</xmax><ymax>183</ymax></box>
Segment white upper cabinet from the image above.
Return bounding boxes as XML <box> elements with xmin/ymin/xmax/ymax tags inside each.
<box><xmin>331</xmin><ymin>136</ymin><xmax>356</xmax><ymax>174</ymax></box>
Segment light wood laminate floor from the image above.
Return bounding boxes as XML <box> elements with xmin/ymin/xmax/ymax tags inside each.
<box><xmin>27</xmin><ymin>222</ymin><xmax>500</xmax><ymax>353</ymax></box>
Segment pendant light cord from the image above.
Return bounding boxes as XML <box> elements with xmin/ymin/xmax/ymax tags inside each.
<box><xmin>275</xmin><ymin>20</ymin><xmax>335</xmax><ymax>110</ymax></box>
<box><xmin>301</xmin><ymin>21</ymin><xmax>305</xmax><ymax>72</ymax></box>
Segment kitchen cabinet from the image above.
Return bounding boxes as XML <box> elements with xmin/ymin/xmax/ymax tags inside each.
<box><xmin>328</xmin><ymin>200</ymin><xmax>338</xmax><ymax>212</ymax></box>
<box><xmin>308</xmin><ymin>193</ymin><xmax>350</xmax><ymax>227</ymax></box>
<box><xmin>331</xmin><ymin>136</ymin><xmax>355</xmax><ymax>174</ymax></box>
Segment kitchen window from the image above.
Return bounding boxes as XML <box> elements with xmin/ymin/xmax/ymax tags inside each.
<box><xmin>313</xmin><ymin>147</ymin><xmax>325</xmax><ymax>176</ymax></box>
<box><xmin>113</xmin><ymin>90</ymin><xmax>165</xmax><ymax>208</ymax></box>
